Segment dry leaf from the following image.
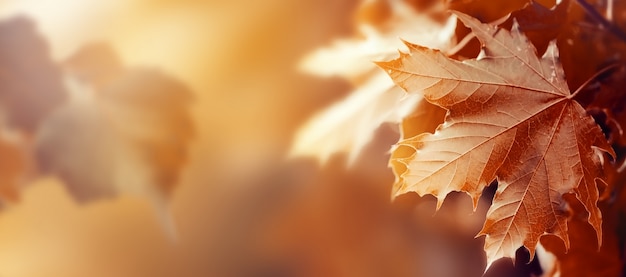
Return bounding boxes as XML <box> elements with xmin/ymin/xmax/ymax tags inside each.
<box><xmin>291</xmin><ymin>74</ymin><xmax>419</xmax><ymax>163</ymax></box>
<box><xmin>390</xmin><ymin>100</ymin><xmax>446</xmax><ymax>192</ymax></box>
<box><xmin>379</xmin><ymin>12</ymin><xmax>614</xmax><ymax>269</ymax></box>
<box><xmin>0</xmin><ymin>16</ymin><xmax>68</xmax><ymax>206</ymax></box>
<box><xmin>505</xmin><ymin>0</ymin><xmax>569</xmax><ymax>54</ymax></box>
<box><xmin>540</xmin><ymin>203</ymin><xmax>623</xmax><ymax>277</ymax></box>
<box><xmin>448</xmin><ymin>0</ymin><xmax>529</xmax><ymax>23</ymax></box>
<box><xmin>576</xmin><ymin>66</ymin><xmax>626</xmax><ymax>148</ymax></box>
<box><xmin>35</xmin><ymin>45</ymin><xmax>194</xmax><ymax>236</ymax></box>
<box><xmin>292</xmin><ymin>1</ymin><xmax>456</xmax><ymax>163</ymax></box>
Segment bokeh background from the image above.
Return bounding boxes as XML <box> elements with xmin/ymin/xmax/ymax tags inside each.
<box><xmin>0</xmin><ymin>1</ymin><xmax>537</xmax><ymax>276</ymax></box>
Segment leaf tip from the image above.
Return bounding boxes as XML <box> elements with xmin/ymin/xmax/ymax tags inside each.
<box><xmin>373</xmin><ymin>60</ymin><xmax>390</xmax><ymax>70</ymax></box>
<box><xmin>449</xmin><ymin>10</ymin><xmax>482</xmax><ymax>30</ymax></box>
<box><xmin>435</xmin><ymin>195</ymin><xmax>446</xmax><ymax>211</ymax></box>
<box><xmin>399</xmin><ymin>38</ymin><xmax>418</xmax><ymax>50</ymax></box>
<box><xmin>448</xmin><ymin>10</ymin><xmax>470</xmax><ymax>20</ymax></box>
<box><xmin>390</xmin><ymin>179</ymin><xmax>410</xmax><ymax>201</ymax></box>
<box><xmin>541</xmin><ymin>39</ymin><xmax>561</xmax><ymax>61</ymax></box>
<box><xmin>483</xmin><ymin>256</ymin><xmax>512</xmax><ymax>275</ymax></box>
<box><xmin>466</xmin><ymin>190</ymin><xmax>483</xmax><ymax>211</ymax></box>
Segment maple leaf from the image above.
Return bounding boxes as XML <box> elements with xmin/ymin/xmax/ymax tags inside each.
<box><xmin>378</xmin><ymin>12</ymin><xmax>614</xmax><ymax>269</ymax></box>
<box><xmin>35</xmin><ymin>44</ymin><xmax>194</xmax><ymax>236</ymax></box>
<box><xmin>291</xmin><ymin>74</ymin><xmax>420</xmax><ymax>163</ymax></box>
<box><xmin>496</xmin><ymin>0</ymin><xmax>570</xmax><ymax>55</ymax></box>
<box><xmin>540</xmin><ymin>205</ymin><xmax>623</xmax><ymax>277</ymax></box>
<box><xmin>390</xmin><ymin>100</ymin><xmax>446</xmax><ymax>192</ymax></box>
<box><xmin>292</xmin><ymin>1</ymin><xmax>456</xmax><ymax>163</ymax></box>
<box><xmin>0</xmin><ymin>16</ymin><xmax>68</xmax><ymax>207</ymax></box>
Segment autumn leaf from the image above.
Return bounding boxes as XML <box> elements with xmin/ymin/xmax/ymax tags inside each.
<box><xmin>291</xmin><ymin>75</ymin><xmax>420</xmax><ymax>164</ymax></box>
<box><xmin>448</xmin><ymin>0</ymin><xmax>528</xmax><ymax>23</ymax></box>
<box><xmin>0</xmin><ymin>16</ymin><xmax>68</xmax><ymax>207</ymax></box>
<box><xmin>292</xmin><ymin>1</ymin><xmax>456</xmax><ymax>163</ymax></box>
<box><xmin>504</xmin><ymin>0</ymin><xmax>570</xmax><ymax>53</ymax></box>
<box><xmin>378</xmin><ymin>11</ymin><xmax>614</xmax><ymax>269</ymax></box>
<box><xmin>540</xmin><ymin>202</ymin><xmax>623</xmax><ymax>277</ymax></box>
<box><xmin>0</xmin><ymin>16</ymin><xmax>67</xmax><ymax>133</ymax></box>
<box><xmin>556</xmin><ymin>0</ymin><xmax>626</xmax><ymax>91</ymax></box>
<box><xmin>35</xmin><ymin>44</ymin><xmax>194</xmax><ymax>236</ymax></box>
<box><xmin>390</xmin><ymin>100</ymin><xmax>446</xmax><ymax>193</ymax></box>
<box><xmin>577</xmin><ymin>66</ymin><xmax>626</xmax><ymax>148</ymax></box>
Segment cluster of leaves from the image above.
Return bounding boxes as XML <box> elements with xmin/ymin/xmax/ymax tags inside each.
<box><xmin>294</xmin><ymin>0</ymin><xmax>626</xmax><ymax>275</ymax></box>
<box><xmin>0</xmin><ymin>16</ymin><xmax>194</xmax><ymax>232</ymax></box>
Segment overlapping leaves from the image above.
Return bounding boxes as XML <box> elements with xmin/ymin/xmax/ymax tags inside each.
<box><xmin>291</xmin><ymin>1</ymin><xmax>455</xmax><ymax>163</ymax></box>
<box><xmin>378</xmin><ymin>12</ymin><xmax>614</xmax><ymax>269</ymax></box>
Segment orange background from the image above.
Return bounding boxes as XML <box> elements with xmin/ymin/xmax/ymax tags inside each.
<box><xmin>0</xmin><ymin>1</ymin><xmax>360</xmax><ymax>276</ymax></box>
<box><xmin>0</xmin><ymin>1</ymin><xmax>510</xmax><ymax>276</ymax></box>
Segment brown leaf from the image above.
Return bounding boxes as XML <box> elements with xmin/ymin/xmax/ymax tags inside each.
<box><xmin>99</xmin><ymin>68</ymin><xmax>195</xmax><ymax>195</ymax></box>
<box><xmin>556</xmin><ymin>0</ymin><xmax>626</xmax><ymax>91</ymax></box>
<box><xmin>36</xmin><ymin>68</ymin><xmax>194</xmax><ymax>199</ymax></box>
<box><xmin>35</xmin><ymin>45</ymin><xmax>194</xmax><ymax>237</ymax></box>
<box><xmin>448</xmin><ymin>0</ymin><xmax>528</xmax><ymax>23</ymax></box>
<box><xmin>378</xmin><ymin>12</ymin><xmax>614</xmax><ymax>269</ymax></box>
<box><xmin>540</xmin><ymin>202</ymin><xmax>623</xmax><ymax>277</ymax></box>
<box><xmin>0</xmin><ymin>16</ymin><xmax>67</xmax><ymax>133</ymax></box>
<box><xmin>576</xmin><ymin>66</ymin><xmax>626</xmax><ymax>148</ymax></box>
<box><xmin>390</xmin><ymin>100</ymin><xmax>446</xmax><ymax>192</ymax></box>
<box><xmin>506</xmin><ymin>0</ymin><xmax>570</xmax><ymax>53</ymax></box>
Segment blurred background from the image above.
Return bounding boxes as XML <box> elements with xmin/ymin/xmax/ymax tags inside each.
<box><xmin>0</xmin><ymin>0</ymin><xmax>539</xmax><ymax>276</ymax></box>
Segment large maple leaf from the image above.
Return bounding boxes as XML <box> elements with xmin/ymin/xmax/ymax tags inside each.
<box><xmin>378</xmin><ymin>12</ymin><xmax>614</xmax><ymax>269</ymax></box>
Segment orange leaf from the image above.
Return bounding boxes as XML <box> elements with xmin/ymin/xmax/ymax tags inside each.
<box><xmin>292</xmin><ymin>2</ymin><xmax>456</xmax><ymax>164</ymax></box>
<box><xmin>378</xmin><ymin>12</ymin><xmax>614</xmax><ymax>270</ymax></box>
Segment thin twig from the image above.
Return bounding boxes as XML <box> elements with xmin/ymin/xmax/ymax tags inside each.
<box><xmin>446</xmin><ymin>32</ymin><xmax>476</xmax><ymax>56</ymax></box>
<box><xmin>569</xmin><ymin>63</ymin><xmax>621</xmax><ymax>99</ymax></box>
<box><xmin>607</xmin><ymin>0</ymin><xmax>613</xmax><ymax>22</ymax></box>
<box><xmin>575</xmin><ymin>0</ymin><xmax>626</xmax><ymax>42</ymax></box>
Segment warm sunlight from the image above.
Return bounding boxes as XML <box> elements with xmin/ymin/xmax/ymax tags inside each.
<box><xmin>0</xmin><ymin>0</ymin><xmax>624</xmax><ymax>276</ymax></box>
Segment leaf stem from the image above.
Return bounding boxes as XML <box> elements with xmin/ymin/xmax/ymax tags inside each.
<box><xmin>446</xmin><ymin>13</ymin><xmax>511</xmax><ymax>56</ymax></box>
<box><xmin>569</xmin><ymin>63</ymin><xmax>622</xmax><ymax>99</ymax></box>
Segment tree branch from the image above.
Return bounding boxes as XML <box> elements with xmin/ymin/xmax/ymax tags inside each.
<box><xmin>575</xmin><ymin>0</ymin><xmax>626</xmax><ymax>42</ymax></box>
